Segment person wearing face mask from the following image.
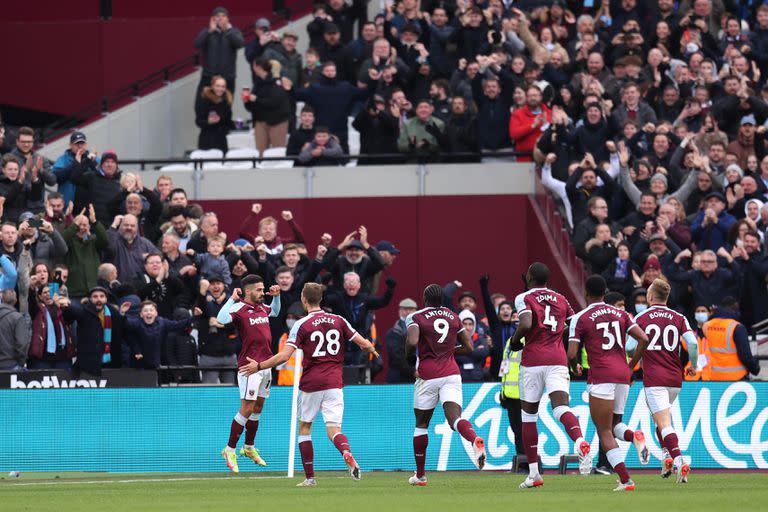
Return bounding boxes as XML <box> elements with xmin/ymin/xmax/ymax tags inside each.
<box><xmin>276</xmin><ymin>301</ymin><xmax>307</xmax><ymax>385</ymax></box>
<box><xmin>683</xmin><ymin>305</ymin><xmax>712</xmax><ymax>381</ymax></box>
<box><xmin>630</xmin><ymin>287</ymin><xmax>649</xmax><ymax>315</ymax></box>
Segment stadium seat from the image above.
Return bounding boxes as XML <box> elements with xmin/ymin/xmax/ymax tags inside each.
<box><xmin>226</xmin><ymin>130</ymin><xmax>255</xmax><ymax>150</ymax></box>
<box><xmin>190</xmin><ymin>149</ymin><xmax>224</xmax><ymax>170</ymax></box>
<box><xmin>158</xmin><ymin>163</ymin><xmax>194</xmax><ymax>171</ymax></box>
<box><xmin>259</xmin><ymin>147</ymin><xmax>292</xmax><ymax>169</ymax></box>
<box><xmin>224</xmin><ymin>148</ymin><xmax>260</xmax><ymax>169</ymax></box>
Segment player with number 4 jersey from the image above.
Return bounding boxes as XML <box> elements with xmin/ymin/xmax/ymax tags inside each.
<box><xmin>568</xmin><ymin>275</ymin><xmax>649</xmax><ymax>491</ymax></box>
<box><xmin>509</xmin><ymin>263</ymin><xmax>591</xmax><ymax>488</ymax></box>
<box><xmin>240</xmin><ymin>283</ymin><xmax>379</xmax><ymax>487</ymax></box>
<box><xmin>405</xmin><ymin>284</ymin><xmax>486</xmax><ymax>487</ymax></box>
<box><xmin>633</xmin><ymin>279</ymin><xmax>698</xmax><ymax>483</ymax></box>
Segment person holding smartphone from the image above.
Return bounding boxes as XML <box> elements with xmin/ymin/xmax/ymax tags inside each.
<box><xmin>17</xmin><ymin>212</ymin><xmax>67</xmax><ymax>268</ymax></box>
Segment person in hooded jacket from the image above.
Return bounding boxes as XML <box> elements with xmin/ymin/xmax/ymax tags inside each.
<box><xmin>69</xmin><ymin>150</ymin><xmax>122</xmax><ymax>226</ymax></box>
<box><xmin>245</xmin><ymin>58</ymin><xmax>291</xmax><ymax>154</ymax></box>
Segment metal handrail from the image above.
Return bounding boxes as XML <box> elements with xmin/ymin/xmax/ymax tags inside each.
<box><xmin>117</xmin><ymin>150</ymin><xmax>532</xmax><ymax>170</ymax></box>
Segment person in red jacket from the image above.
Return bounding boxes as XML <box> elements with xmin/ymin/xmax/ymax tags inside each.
<box><xmin>509</xmin><ymin>85</ymin><xmax>551</xmax><ymax>162</ymax></box>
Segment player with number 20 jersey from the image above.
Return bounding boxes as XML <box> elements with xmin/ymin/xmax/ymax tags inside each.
<box><xmin>633</xmin><ymin>279</ymin><xmax>698</xmax><ymax>483</ymax></box>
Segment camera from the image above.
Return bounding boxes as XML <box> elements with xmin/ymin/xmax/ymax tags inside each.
<box><xmin>28</xmin><ymin>218</ymin><xmax>43</xmax><ymax>228</ymax></box>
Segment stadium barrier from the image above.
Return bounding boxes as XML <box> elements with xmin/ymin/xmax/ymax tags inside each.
<box><xmin>2</xmin><ymin>382</ymin><xmax>766</xmax><ymax>473</ymax></box>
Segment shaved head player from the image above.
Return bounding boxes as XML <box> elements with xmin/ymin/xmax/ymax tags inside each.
<box><xmin>509</xmin><ymin>262</ymin><xmax>592</xmax><ymax>488</ymax></box>
<box><xmin>568</xmin><ymin>275</ymin><xmax>649</xmax><ymax>491</ymax></box>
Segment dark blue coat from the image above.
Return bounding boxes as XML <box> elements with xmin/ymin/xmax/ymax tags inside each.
<box><xmin>293</xmin><ymin>77</ymin><xmax>369</xmax><ymax>140</ymax></box>
<box><xmin>125</xmin><ymin>316</ymin><xmax>193</xmax><ymax>369</ymax></box>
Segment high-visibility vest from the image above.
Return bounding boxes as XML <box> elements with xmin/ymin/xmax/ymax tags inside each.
<box><xmin>703</xmin><ymin>318</ymin><xmax>748</xmax><ymax>381</ymax></box>
<box><xmin>501</xmin><ymin>337</ymin><xmax>522</xmax><ymax>399</ymax></box>
<box><xmin>682</xmin><ymin>332</ymin><xmax>711</xmax><ymax>381</ymax></box>
<box><xmin>276</xmin><ymin>333</ymin><xmax>300</xmax><ymax>386</ymax></box>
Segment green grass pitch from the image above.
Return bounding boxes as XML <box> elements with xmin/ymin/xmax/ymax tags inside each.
<box><xmin>2</xmin><ymin>471</ymin><xmax>766</xmax><ymax>512</ymax></box>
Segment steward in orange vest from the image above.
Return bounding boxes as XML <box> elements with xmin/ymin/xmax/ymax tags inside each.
<box><xmin>703</xmin><ymin>300</ymin><xmax>760</xmax><ymax>380</ymax></box>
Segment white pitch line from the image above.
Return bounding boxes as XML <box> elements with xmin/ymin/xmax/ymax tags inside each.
<box><xmin>4</xmin><ymin>474</ymin><xmax>352</xmax><ymax>487</ymax></box>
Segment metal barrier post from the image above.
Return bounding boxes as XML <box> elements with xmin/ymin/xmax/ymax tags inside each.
<box><xmin>304</xmin><ymin>167</ymin><xmax>315</xmax><ymax>198</ymax></box>
<box><xmin>193</xmin><ymin>161</ymin><xmax>203</xmax><ymax>200</ymax></box>
<box><xmin>417</xmin><ymin>162</ymin><xmax>428</xmax><ymax>195</ymax></box>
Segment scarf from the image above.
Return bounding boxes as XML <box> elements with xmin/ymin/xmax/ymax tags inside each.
<box><xmin>614</xmin><ymin>258</ymin><xmax>629</xmax><ymax>279</ymax></box>
<box><xmin>45</xmin><ymin>307</ymin><xmax>66</xmax><ymax>354</ymax></box>
<box><xmin>100</xmin><ymin>307</ymin><xmax>113</xmax><ymax>363</ymax></box>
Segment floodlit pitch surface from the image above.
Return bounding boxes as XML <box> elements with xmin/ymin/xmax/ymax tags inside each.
<box><xmin>2</xmin><ymin>471</ymin><xmax>767</xmax><ymax>512</ymax></box>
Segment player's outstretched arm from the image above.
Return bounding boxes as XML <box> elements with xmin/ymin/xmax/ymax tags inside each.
<box><xmin>626</xmin><ymin>324</ymin><xmax>649</xmax><ymax>370</ymax></box>
<box><xmin>240</xmin><ymin>344</ymin><xmax>297</xmax><ymax>376</ymax></box>
<box><xmin>351</xmin><ymin>333</ymin><xmax>379</xmax><ymax>359</ymax></box>
<box><xmin>215</xmin><ymin>288</ymin><xmax>242</xmax><ymax>325</ymax></box>
<box><xmin>267</xmin><ymin>286</ymin><xmax>281</xmax><ymax>317</ymax></box>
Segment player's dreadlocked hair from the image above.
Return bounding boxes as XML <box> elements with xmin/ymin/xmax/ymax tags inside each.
<box><xmin>528</xmin><ymin>262</ymin><xmax>550</xmax><ymax>286</ymax></box>
<box><xmin>423</xmin><ymin>284</ymin><xmax>443</xmax><ymax>307</ymax></box>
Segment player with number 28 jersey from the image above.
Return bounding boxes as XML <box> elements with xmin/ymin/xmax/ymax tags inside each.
<box><xmin>241</xmin><ymin>283</ymin><xmax>379</xmax><ymax>487</ymax></box>
<box><xmin>287</xmin><ymin>310</ymin><xmax>356</xmax><ymax>393</ymax></box>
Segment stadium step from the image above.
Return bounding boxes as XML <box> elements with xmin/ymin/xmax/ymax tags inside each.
<box><xmin>558</xmin><ymin>455</ymin><xmax>581</xmax><ymax>475</ymax></box>
<box><xmin>512</xmin><ymin>454</ymin><xmax>543</xmax><ymax>473</ymax></box>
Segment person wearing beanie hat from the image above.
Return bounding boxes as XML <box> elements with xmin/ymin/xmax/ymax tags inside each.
<box><xmin>71</xmin><ymin>147</ymin><xmax>123</xmax><ymax>226</ymax></box>
<box><xmin>194</xmin><ymin>4</ymin><xmax>244</xmax><ymax>96</ymax></box>
<box><xmin>59</xmin><ymin>283</ymin><xmax>124</xmax><ymax>376</ymax></box>
<box><xmin>727</xmin><ymin>113</ymin><xmax>756</xmax><ymax>170</ymax></box>
<box><xmin>617</xmin><ymin>143</ymin><xmax>700</xmax><ymax>211</ymax></box>
<box><xmin>455</xmin><ymin>309</ymin><xmax>490</xmax><ymax>383</ymax></box>
<box><xmin>691</xmin><ymin>190</ymin><xmax>737</xmax><ymax>251</ymax></box>
<box><xmin>641</xmin><ymin>255</ymin><xmax>663</xmax><ymax>288</ymax></box>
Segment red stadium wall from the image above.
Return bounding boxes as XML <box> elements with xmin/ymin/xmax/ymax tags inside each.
<box><xmin>197</xmin><ymin>195</ymin><xmax>579</xmax><ymax>359</ymax></box>
<box><xmin>0</xmin><ymin>1</ymin><xmax>309</xmax><ymax>116</ymax></box>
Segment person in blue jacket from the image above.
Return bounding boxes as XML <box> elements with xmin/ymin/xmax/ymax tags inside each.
<box><xmin>123</xmin><ymin>300</ymin><xmax>200</xmax><ymax>370</ymax></box>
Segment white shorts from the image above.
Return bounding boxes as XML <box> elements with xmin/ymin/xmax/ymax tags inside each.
<box><xmin>587</xmin><ymin>383</ymin><xmax>630</xmax><ymax>414</ymax></box>
<box><xmin>299</xmin><ymin>388</ymin><xmax>344</xmax><ymax>426</ymax></box>
<box><xmin>238</xmin><ymin>369</ymin><xmax>272</xmax><ymax>400</ymax></box>
<box><xmin>519</xmin><ymin>365</ymin><xmax>571</xmax><ymax>403</ymax></box>
<box><xmin>413</xmin><ymin>375</ymin><xmax>463</xmax><ymax>410</ymax></box>
<box><xmin>644</xmin><ymin>386</ymin><xmax>681</xmax><ymax>415</ymax></box>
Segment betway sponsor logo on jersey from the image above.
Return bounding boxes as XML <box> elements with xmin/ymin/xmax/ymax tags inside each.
<box><xmin>535</xmin><ymin>293</ymin><xmax>558</xmax><ymax>303</ymax></box>
<box><xmin>249</xmin><ymin>317</ymin><xmax>269</xmax><ymax>325</ymax></box>
<box><xmin>433</xmin><ymin>382</ymin><xmax>768</xmax><ymax>470</ymax></box>
<box><xmin>9</xmin><ymin>374</ymin><xmax>107</xmax><ymax>389</ymax></box>
<box><xmin>424</xmin><ymin>309</ymin><xmax>455</xmax><ymax>320</ymax></box>
<box><xmin>588</xmin><ymin>307</ymin><xmax>622</xmax><ymax>321</ymax></box>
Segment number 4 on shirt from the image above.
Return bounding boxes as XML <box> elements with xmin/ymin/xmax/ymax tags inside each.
<box><xmin>543</xmin><ymin>305</ymin><xmax>558</xmax><ymax>332</ymax></box>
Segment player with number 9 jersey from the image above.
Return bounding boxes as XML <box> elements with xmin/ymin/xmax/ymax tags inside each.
<box><xmin>406</xmin><ymin>307</ymin><xmax>463</xmax><ymax>380</ymax></box>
